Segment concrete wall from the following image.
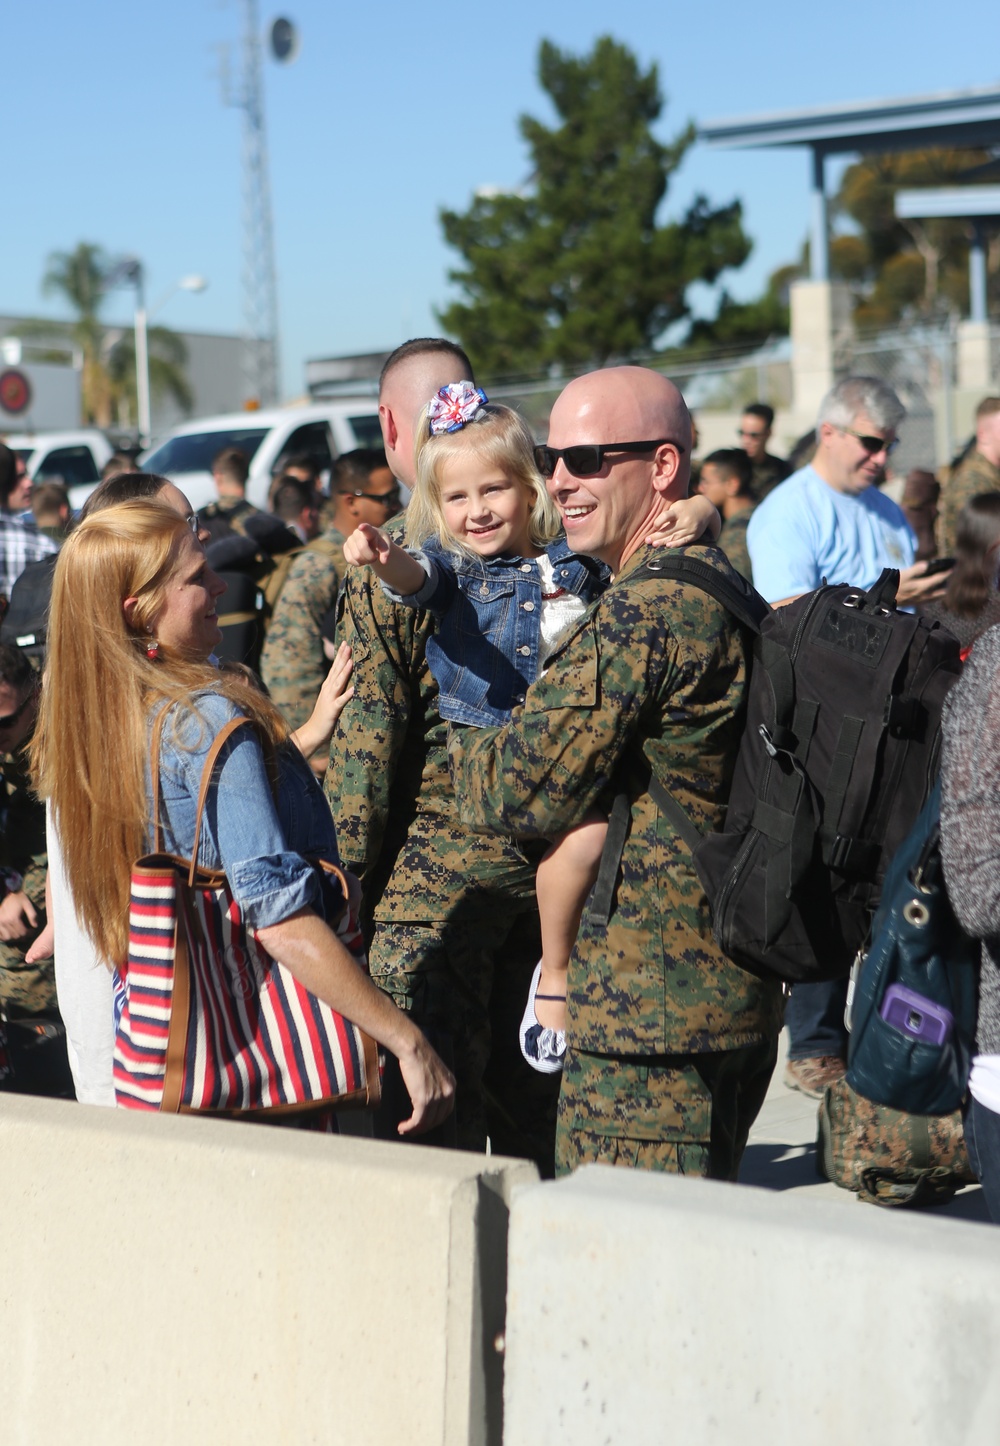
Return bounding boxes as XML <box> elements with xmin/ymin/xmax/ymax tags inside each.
<box><xmin>502</xmin><ymin>1166</ymin><xmax>1000</xmax><ymax>1446</ymax></box>
<box><xmin>0</xmin><ymin>1094</ymin><xmax>535</xmax><ymax>1446</ymax></box>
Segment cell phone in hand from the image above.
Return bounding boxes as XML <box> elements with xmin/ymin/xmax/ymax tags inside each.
<box><xmin>922</xmin><ymin>557</ymin><xmax>955</xmax><ymax>577</ymax></box>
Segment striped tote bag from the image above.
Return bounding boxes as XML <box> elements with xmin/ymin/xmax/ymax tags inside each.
<box><xmin>113</xmin><ymin>716</ymin><xmax>380</xmax><ymax>1116</ymax></box>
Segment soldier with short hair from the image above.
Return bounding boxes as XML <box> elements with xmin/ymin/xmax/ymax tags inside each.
<box><xmin>939</xmin><ymin>397</ymin><xmax>1000</xmax><ymax>556</ymax></box>
<box><xmin>450</xmin><ymin>365</ymin><xmax>782</xmax><ymax>1178</ymax></box>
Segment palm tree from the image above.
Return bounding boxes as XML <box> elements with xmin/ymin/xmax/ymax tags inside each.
<box><xmin>105</xmin><ymin>327</ymin><xmax>193</xmax><ymax>430</ymax></box>
<box><xmin>41</xmin><ymin>242</ymin><xmax>193</xmax><ymax>431</ymax></box>
<box><xmin>41</xmin><ymin>242</ymin><xmax>115</xmax><ymax>425</ymax></box>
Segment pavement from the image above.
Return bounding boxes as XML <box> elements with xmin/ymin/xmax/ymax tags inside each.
<box><xmin>738</xmin><ymin>1028</ymin><xmax>992</xmax><ymax>1225</ymax></box>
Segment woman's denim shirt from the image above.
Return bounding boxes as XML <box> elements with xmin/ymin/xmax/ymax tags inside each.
<box><xmin>147</xmin><ymin>691</ymin><xmax>341</xmax><ymax>930</ymax></box>
<box><xmin>384</xmin><ymin>537</ymin><xmax>608</xmax><ymax>726</ymax></box>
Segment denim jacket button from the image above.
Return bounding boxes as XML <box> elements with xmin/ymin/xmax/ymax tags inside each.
<box><xmin>520</xmin><ymin>563</ymin><xmax>532</xmax><ymax>573</ymax></box>
<box><xmin>518</xmin><ymin>645</ymin><xmax>530</xmax><ymax>656</ymax></box>
<box><xmin>522</xmin><ymin>600</ymin><xmax>535</xmax><ymax>611</ymax></box>
<box><xmin>480</xmin><ymin>582</ymin><xmax>490</xmax><ymax>596</ymax></box>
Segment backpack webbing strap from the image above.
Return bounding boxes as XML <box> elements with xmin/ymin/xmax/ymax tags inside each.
<box><xmin>585</xmin><ymin>551</ymin><xmax>767</xmax><ymax>929</ymax></box>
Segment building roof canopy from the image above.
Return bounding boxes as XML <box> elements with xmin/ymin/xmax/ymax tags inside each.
<box><xmin>700</xmin><ymin>84</ymin><xmax>1000</xmax><ymax>155</ymax></box>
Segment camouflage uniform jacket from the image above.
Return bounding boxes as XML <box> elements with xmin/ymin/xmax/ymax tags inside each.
<box><xmin>449</xmin><ymin>543</ymin><xmax>782</xmax><ymax>1057</ymax></box>
<box><xmin>718</xmin><ymin>509</ymin><xmax>754</xmax><ymax>584</ymax></box>
<box><xmin>939</xmin><ymin>449</ymin><xmax>1000</xmax><ymax>556</ymax></box>
<box><xmin>260</xmin><ymin>530</ymin><xmax>345</xmax><ymax>731</ymax></box>
<box><xmin>0</xmin><ymin>742</ymin><xmax>51</xmax><ymax>1014</ymax></box>
<box><xmin>327</xmin><ymin>566</ymin><xmax>542</xmax><ymax>925</ymax></box>
<box><xmin>749</xmin><ymin>453</ymin><xmax>792</xmax><ymax>504</ymax></box>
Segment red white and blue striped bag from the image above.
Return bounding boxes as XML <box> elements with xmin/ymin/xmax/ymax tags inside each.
<box><xmin>113</xmin><ymin>716</ymin><xmax>380</xmax><ymax>1117</ymax></box>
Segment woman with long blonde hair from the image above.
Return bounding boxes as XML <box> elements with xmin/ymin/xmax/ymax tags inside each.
<box><xmin>31</xmin><ymin>497</ymin><xmax>454</xmax><ymax>1130</ymax></box>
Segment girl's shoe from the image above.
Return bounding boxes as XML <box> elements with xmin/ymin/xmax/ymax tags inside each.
<box><xmin>519</xmin><ymin>962</ymin><xmax>567</xmax><ymax>1075</ymax></box>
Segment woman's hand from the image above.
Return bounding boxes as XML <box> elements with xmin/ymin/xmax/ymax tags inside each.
<box><xmin>25</xmin><ymin>919</ymin><xmax>55</xmax><ymax>963</ymax></box>
<box><xmin>395</xmin><ymin>1029</ymin><xmax>457</xmax><ymax>1136</ymax></box>
<box><xmin>291</xmin><ymin>643</ymin><xmax>355</xmax><ymax>758</ymax></box>
<box><xmin>344</xmin><ymin>523</ymin><xmax>391</xmax><ymax>568</ymax></box>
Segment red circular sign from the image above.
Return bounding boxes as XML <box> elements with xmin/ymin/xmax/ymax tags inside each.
<box><xmin>0</xmin><ymin>369</ymin><xmax>31</xmax><ymax>415</ymax></box>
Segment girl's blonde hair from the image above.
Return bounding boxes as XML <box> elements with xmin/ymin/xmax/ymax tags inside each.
<box><xmin>405</xmin><ymin>402</ymin><xmax>560</xmax><ymax>556</ymax></box>
<box><xmin>30</xmin><ymin>498</ymin><xmax>288</xmax><ymax>967</ymax></box>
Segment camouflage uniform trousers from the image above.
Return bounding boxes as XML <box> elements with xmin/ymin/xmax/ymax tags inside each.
<box><xmin>555</xmin><ymin>1037</ymin><xmax>778</xmax><ymax>1179</ymax></box>
<box><xmin>368</xmin><ymin>836</ymin><xmax>560</xmax><ymax>1172</ymax></box>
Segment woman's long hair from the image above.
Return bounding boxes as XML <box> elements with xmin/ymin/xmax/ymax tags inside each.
<box><xmin>30</xmin><ymin>498</ymin><xmax>288</xmax><ymax>966</ymax></box>
<box><xmin>943</xmin><ymin>493</ymin><xmax>1000</xmax><ymax>619</ymax></box>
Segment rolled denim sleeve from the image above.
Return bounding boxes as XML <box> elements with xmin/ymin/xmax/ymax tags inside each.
<box><xmin>158</xmin><ymin>694</ymin><xmax>320</xmax><ymax>930</ymax></box>
<box><xmin>381</xmin><ymin>550</ymin><xmax>456</xmax><ymax>612</ymax></box>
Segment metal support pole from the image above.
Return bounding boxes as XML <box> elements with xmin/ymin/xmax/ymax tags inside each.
<box><xmin>135</xmin><ymin>263</ymin><xmax>151</xmax><ymax>447</ymax></box>
<box><xmin>969</xmin><ymin>222</ymin><xmax>988</xmax><ymax>323</ymax></box>
<box><xmin>810</xmin><ymin>147</ymin><xmax>829</xmax><ymax>283</ymax></box>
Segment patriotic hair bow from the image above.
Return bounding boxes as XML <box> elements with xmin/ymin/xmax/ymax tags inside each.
<box><xmin>427</xmin><ymin>381</ymin><xmax>489</xmax><ymax>435</ymax></box>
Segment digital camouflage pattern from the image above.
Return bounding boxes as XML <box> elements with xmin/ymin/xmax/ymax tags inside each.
<box><xmin>749</xmin><ymin>453</ymin><xmax>792</xmax><ymax>504</ymax></box>
<box><xmin>718</xmin><ymin>510</ymin><xmax>754</xmax><ymax>584</ymax></box>
<box><xmin>556</xmin><ymin>1038</ymin><xmax>776</xmax><ymax>1177</ymax></box>
<box><xmin>0</xmin><ymin>744</ymin><xmax>51</xmax><ymax>1015</ymax></box>
<box><xmin>938</xmin><ymin>448</ymin><xmax>1000</xmax><ymax>556</ymax></box>
<box><xmin>818</xmin><ymin>1075</ymin><xmax>975</xmax><ymax>1207</ymax></box>
<box><xmin>326</xmin><ymin>566</ymin><xmax>559</xmax><ymax>1162</ymax></box>
<box><xmin>195</xmin><ymin>496</ymin><xmax>262</xmax><ymax>546</ymax></box>
<box><xmin>449</xmin><ymin>542</ymin><xmax>784</xmax><ymax>1063</ymax></box>
<box><xmin>260</xmin><ymin>532</ymin><xmax>345</xmax><ymax>732</ymax></box>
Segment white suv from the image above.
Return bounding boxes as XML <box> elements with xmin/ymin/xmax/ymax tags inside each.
<box><xmin>136</xmin><ymin>401</ymin><xmax>382</xmax><ymax>511</ymax></box>
<box><xmin>6</xmin><ymin>430</ymin><xmax>115</xmax><ymax>492</ymax></box>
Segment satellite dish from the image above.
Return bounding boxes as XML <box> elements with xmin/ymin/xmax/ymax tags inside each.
<box><xmin>269</xmin><ymin>17</ymin><xmax>299</xmax><ymax>63</ymax></box>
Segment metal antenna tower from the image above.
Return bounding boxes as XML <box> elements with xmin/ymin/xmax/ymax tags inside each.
<box><xmin>234</xmin><ymin>0</ymin><xmax>280</xmax><ymax>406</ymax></box>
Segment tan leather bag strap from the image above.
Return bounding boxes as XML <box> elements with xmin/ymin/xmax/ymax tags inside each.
<box><xmin>188</xmin><ymin>716</ymin><xmax>253</xmax><ymax>887</ymax></box>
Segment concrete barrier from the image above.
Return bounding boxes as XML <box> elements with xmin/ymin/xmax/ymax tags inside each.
<box><xmin>503</xmin><ymin>1166</ymin><xmax>1000</xmax><ymax>1445</ymax></box>
<box><xmin>0</xmin><ymin>1095</ymin><xmax>536</xmax><ymax>1446</ymax></box>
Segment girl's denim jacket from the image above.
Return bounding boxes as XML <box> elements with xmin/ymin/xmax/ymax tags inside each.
<box><xmin>384</xmin><ymin>537</ymin><xmax>608</xmax><ymax>727</ymax></box>
<box><xmin>148</xmin><ymin>691</ymin><xmax>343</xmax><ymax>929</ymax></box>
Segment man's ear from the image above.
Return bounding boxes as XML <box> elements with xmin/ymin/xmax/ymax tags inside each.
<box><xmin>650</xmin><ymin>442</ymin><xmax>684</xmax><ymax>494</ymax></box>
<box><xmin>379</xmin><ymin>403</ymin><xmax>397</xmax><ymax>450</ymax></box>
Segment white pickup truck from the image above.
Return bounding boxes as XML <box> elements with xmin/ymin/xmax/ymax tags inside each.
<box><xmin>135</xmin><ymin>400</ymin><xmax>383</xmax><ymax>512</ymax></box>
<box><xmin>5</xmin><ymin>430</ymin><xmax>115</xmax><ymax>490</ymax></box>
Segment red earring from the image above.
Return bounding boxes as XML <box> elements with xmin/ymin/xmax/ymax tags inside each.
<box><xmin>146</xmin><ymin>638</ymin><xmax>160</xmax><ymax>660</ymax></box>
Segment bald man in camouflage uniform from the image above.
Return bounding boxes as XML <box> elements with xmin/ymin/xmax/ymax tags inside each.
<box><xmin>327</xmin><ymin>339</ymin><xmax>560</xmax><ymax>1170</ymax></box>
<box><xmin>450</xmin><ymin>366</ymin><xmax>782</xmax><ymax>1178</ymax></box>
<box><xmin>938</xmin><ymin>397</ymin><xmax>1000</xmax><ymax>556</ymax></box>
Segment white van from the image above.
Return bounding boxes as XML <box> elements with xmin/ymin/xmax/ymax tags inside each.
<box><xmin>6</xmin><ymin>430</ymin><xmax>115</xmax><ymax>491</ymax></box>
<box><xmin>134</xmin><ymin>401</ymin><xmax>383</xmax><ymax>511</ymax></box>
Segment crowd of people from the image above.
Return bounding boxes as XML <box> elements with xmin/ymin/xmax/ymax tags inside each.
<box><xmin>1</xmin><ymin>343</ymin><xmax>1000</xmax><ymax>1212</ymax></box>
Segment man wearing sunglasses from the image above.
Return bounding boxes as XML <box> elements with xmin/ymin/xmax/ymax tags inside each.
<box><xmin>450</xmin><ymin>365</ymin><xmax>782</xmax><ymax>1180</ymax></box>
<box><xmin>747</xmin><ymin>375</ymin><xmax>946</xmax><ymax>614</ymax></box>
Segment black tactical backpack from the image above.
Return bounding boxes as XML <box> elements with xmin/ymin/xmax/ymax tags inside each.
<box><xmin>591</xmin><ymin>555</ymin><xmax>962</xmax><ymax>985</ymax></box>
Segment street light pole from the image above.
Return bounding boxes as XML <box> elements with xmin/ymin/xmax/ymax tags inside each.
<box><xmin>133</xmin><ymin>265</ymin><xmax>151</xmax><ymax>449</ymax></box>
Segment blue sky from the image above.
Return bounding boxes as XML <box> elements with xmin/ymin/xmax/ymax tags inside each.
<box><xmin>4</xmin><ymin>0</ymin><xmax>998</xmax><ymax>399</ymax></box>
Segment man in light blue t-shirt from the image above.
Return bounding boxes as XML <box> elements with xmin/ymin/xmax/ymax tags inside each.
<box><xmin>747</xmin><ymin>376</ymin><xmax>949</xmax><ymax>1100</ymax></box>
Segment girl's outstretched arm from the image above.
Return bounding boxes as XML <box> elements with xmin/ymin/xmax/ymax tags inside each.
<box><xmin>648</xmin><ymin>492</ymin><xmax>721</xmax><ymax>547</ymax></box>
<box><xmin>343</xmin><ymin>522</ymin><xmax>427</xmax><ymax>594</ymax></box>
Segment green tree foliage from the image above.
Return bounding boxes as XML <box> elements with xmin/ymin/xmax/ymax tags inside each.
<box><xmin>686</xmin><ymin>263</ymin><xmax>799</xmax><ymax>350</ymax></box>
<box><xmin>40</xmin><ymin>242</ymin><xmax>191</xmax><ymax>428</ymax></box>
<box><xmin>437</xmin><ymin>36</ymin><xmax>751</xmax><ymax>374</ymax></box>
<box><xmin>829</xmin><ymin>148</ymin><xmax>996</xmax><ymax>328</ymax></box>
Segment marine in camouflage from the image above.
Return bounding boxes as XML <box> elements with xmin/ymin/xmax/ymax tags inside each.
<box><xmin>449</xmin><ymin>541</ymin><xmax>783</xmax><ymax>1174</ymax></box>
<box><xmin>260</xmin><ymin>531</ymin><xmax>345</xmax><ymax>732</ymax></box>
<box><xmin>718</xmin><ymin>510</ymin><xmax>754</xmax><ymax>584</ymax></box>
<box><xmin>0</xmin><ymin>744</ymin><xmax>51</xmax><ymax>1015</ymax></box>
<box><xmin>326</xmin><ymin>566</ymin><xmax>559</xmax><ymax>1166</ymax></box>
<box><xmin>749</xmin><ymin>453</ymin><xmax>792</xmax><ymax>504</ymax></box>
<box><xmin>938</xmin><ymin>448</ymin><xmax>1000</xmax><ymax>556</ymax></box>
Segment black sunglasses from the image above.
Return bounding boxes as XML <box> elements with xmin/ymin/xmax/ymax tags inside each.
<box><xmin>533</xmin><ymin>439</ymin><xmax>684</xmax><ymax>479</ymax></box>
<box><xmin>352</xmin><ymin>488</ymin><xmax>401</xmax><ymax>507</ymax></box>
<box><xmin>0</xmin><ymin>691</ymin><xmax>34</xmax><ymax>731</ymax></box>
<box><xmin>841</xmin><ymin>427</ymin><xmax>900</xmax><ymax>456</ymax></box>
